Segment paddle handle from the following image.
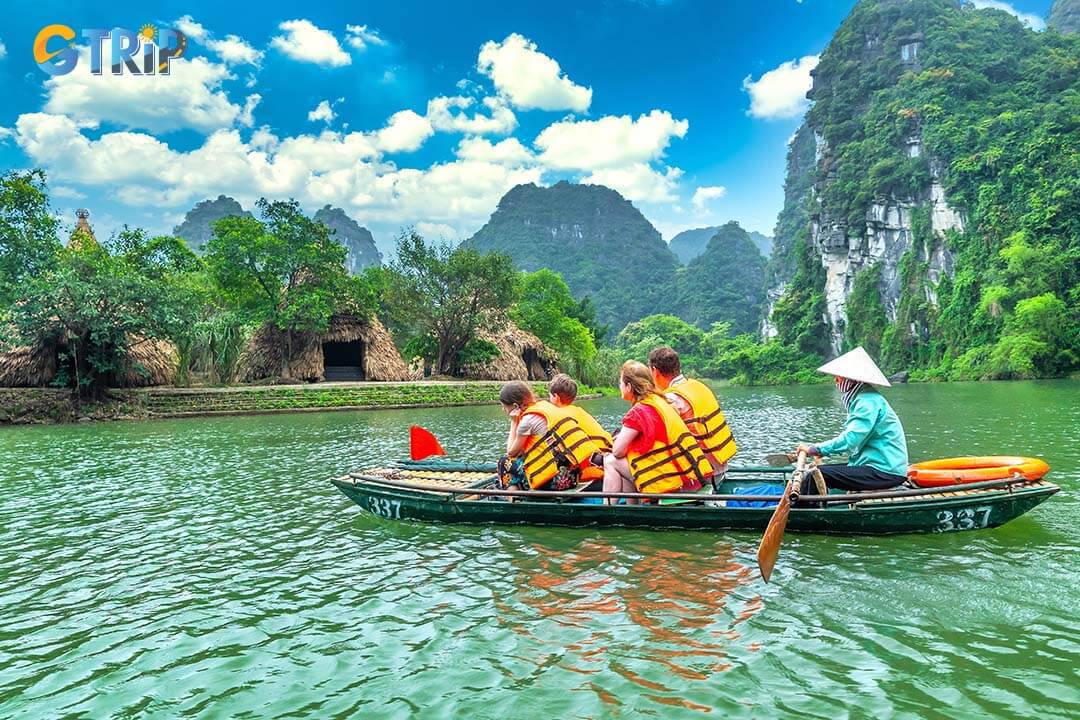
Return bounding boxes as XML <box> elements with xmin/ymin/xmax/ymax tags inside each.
<box><xmin>789</xmin><ymin>449</ymin><xmax>808</xmax><ymax>502</ymax></box>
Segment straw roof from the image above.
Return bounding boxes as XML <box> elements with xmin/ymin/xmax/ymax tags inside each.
<box><xmin>0</xmin><ymin>341</ymin><xmax>58</xmax><ymax>387</ymax></box>
<box><xmin>118</xmin><ymin>336</ymin><xmax>180</xmax><ymax>387</ymax></box>
<box><xmin>237</xmin><ymin>314</ymin><xmax>409</xmax><ymax>382</ymax></box>
<box><xmin>461</xmin><ymin>321</ymin><xmax>558</xmax><ymax>381</ymax></box>
<box><xmin>0</xmin><ymin>334</ymin><xmax>177</xmax><ymax>388</ymax></box>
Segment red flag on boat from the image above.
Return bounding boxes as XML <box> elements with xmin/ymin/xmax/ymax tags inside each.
<box><xmin>410</xmin><ymin>425</ymin><xmax>446</xmax><ymax>461</ymax></box>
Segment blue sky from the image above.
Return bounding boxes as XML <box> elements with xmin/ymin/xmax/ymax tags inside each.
<box><xmin>0</xmin><ymin>0</ymin><xmax>1055</xmax><ymax>254</ymax></box>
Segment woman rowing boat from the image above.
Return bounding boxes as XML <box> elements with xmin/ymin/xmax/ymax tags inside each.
<box><xmin>794</xmin><ymin>347</ymin><xmax>909</xmax><ymax>492</ymax></box>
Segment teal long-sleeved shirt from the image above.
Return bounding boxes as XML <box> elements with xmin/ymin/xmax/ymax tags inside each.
<box><xmin>815</xmin><ymin>390</ymin><xmax>909</xmax><ymax>477</ymax></box>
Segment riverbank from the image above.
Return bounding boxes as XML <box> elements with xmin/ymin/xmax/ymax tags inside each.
<box><xmin>0</xmin><ymin>381</ymin><xmax>609</xmax><ymax>425</ymax></box>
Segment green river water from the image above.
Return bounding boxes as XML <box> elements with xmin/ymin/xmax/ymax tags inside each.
<box><xmin>1</xmin><ymin>380</ymin><xmax>1077</xmax><ymax>718</ymax></box>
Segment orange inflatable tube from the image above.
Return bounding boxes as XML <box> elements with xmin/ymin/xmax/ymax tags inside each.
<box><xmin>907</xmin><ymin>456</ymin><xmax>1050</xmax><ymax>487</ymax></box>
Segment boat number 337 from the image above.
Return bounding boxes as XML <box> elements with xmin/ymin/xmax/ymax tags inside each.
<box><xmin>935</xmin><ymin>506</ymin><xmax>992</xmax><ymax>532</ymax></box>
<box><xmin>367</xmin><ymin>497</ymin><xmax>403</xmax><ymax>519</ymax></box>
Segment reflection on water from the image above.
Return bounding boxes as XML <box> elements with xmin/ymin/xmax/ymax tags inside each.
<box><xmin>0</xmin><ymin>380</ymin><xmax>1077</xmax><ymax>718</ymax></box>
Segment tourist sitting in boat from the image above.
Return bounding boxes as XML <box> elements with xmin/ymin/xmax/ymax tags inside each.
<box><xmin>648</xmin><ymin>346</ymin><xmax>738</xmax><ymax>487</ymax></box>
<box><xmin>547</xmin><ymin>373</ymin><xmax>612</xmax><ymax>485</ymax></box>
<box><xmin>602</xmin><ymin>361</ymin><xmax>714</xmax><ymax>504</ymax></box>
<box><xmin>794</xmin><ymin>347</ymin><xmax>909</xmax><ymax>492</ymax></box>
<box><xmin>497</xmin><ymin>380</ymin><xmax>611</xmax><ymax>492</ymax></box>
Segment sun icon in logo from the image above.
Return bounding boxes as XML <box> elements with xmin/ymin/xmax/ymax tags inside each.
<box><xmin>140</xmin><ymin>23</ymin><xmax>158</xmax><ymax>44</ymax></box>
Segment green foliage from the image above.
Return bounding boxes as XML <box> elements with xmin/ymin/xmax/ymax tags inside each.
<box><xmin>205</xmin><ymin>198</ymin><xmax>375</xmax><ymax>377</ymax></box>
<box><xmin>770</xmin><ymin>231</ymin><xmax>831</xmax><ymax>358</ymax></box>
<box><xmin>465</xmin><ymin>181</ymin><xmax>681</xmax><ymax>331</ymax></box>
<box><xmin>384</xmin><ymin>230</ymin><xmax>519</xmax><ymax>376</ymax></box>
<box><xmin>676</xmin><ymin>221</ymin><xmax>768</xmax><ymax>334</ymax></box>
<box><xmin>512</xmin><ymin>269</ymin><xmax>596</xmax><ymax>368</ymax></box>
<box><xmin>0</xmin><ymin>170</ymin><xmax>60</xmax><ymax>305</ymax></box>
<box><xmin>2</xmin><ymin>236</ymin><xmax>199</xmax><ymax>397</ymax></box>
<box><xmin>794</xmin><ymin>0</ymin><xmax>1080</xmax><ymax>380</ymax></box>
<box><xmin>844</xmin><ymin>264</ymin><xmax>888</xmax><ymax>357</ymax></box>
<box><xmin>613</xmin><ymin>314</ymin><xmax>822</xmax><ymax>385</ymax></box>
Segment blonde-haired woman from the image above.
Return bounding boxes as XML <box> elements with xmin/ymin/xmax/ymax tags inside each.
<box><xmin>602</xmin><ymin>361</ymin><xmax>713</xmax><ymax>504</ymax></box>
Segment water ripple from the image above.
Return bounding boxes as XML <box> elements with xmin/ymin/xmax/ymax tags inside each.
<box><xmin>0</xmin><ymin>381</ymin><xmax>1077</xmax><ymax>718</ymax></box>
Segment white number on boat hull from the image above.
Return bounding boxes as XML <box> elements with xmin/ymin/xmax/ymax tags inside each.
<box><xmin>935</xmin><ymin>506</ymin><xmax>992</xmax><ymax>532</ymax></box>
<box><xmin>367</xmin><ymin>497</ymin><xmax>402</xmax><ymax>519</ymax></box>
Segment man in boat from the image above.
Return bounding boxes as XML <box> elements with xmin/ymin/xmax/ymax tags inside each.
<box><xmin>794</xmin><ymin>347</ymin><xmax>909</xmax><ymax>492</ymax></box>
<box><xmin>647</xmin><ymin>346</ymin><xmax>737</xmax><ymax>488</ymax></box>
<box><xmin>547</xmin><ymin>373</ymin><xmax>613</xmax><ymax>486</ymax></box>
<box><xmin>497</xmin><ymin>380</ymin><xmax>611</xmax><ymax>492</ymax></box>
<box><xmin>602</xmin><ymin>361</ymin><xmax>714</xmax><ymax>504</ymax></box>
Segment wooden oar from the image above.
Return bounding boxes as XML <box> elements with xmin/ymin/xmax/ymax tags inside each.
<box><xmin>756</xmin><ymin>449</ymin><xmax>807</xmax><ymax>583</ymax></box>
<box><xmin>764</xmin><ymin>452</ymin><xmax>795</xmax><ymax>467</ymax></box>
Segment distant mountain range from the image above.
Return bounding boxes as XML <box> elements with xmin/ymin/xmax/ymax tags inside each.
<box><xmin>173</xmin><ymin>196</ymin><xmax>381</xmax><ymax>272</ymax></box>
<box><xmin>464</xmin><ymin>181</ymin><xmax>682</xmax><ymax>331</ymax></box>
<box><xmin>464</xmin><ymin>181</ymin><xmax>767</xmax><ymax>333</ymax></box>
<box><xmin>669</xmin><ymin>226</ymin><xmax>772</xmax><ymax>264</ymax></box>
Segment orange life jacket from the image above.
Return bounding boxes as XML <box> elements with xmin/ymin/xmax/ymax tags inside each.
<box><xmin>667</xmin><ymin>377</ymin><xmax>737</xmax><ymax>468</ymax></box>
<box><xmin>626</xmin><ymin>394</ymin><xmax>714</xmax><ymax>494</ymax></box>
<box><xmin>560</xmin><ymin>404</ymin><xmax>612</xmax><ymax>481</ymax></box>
<box><xmin>521</xmin><ymin>401</ymin><xmax>611</xmax><ymax>489</ymax></box>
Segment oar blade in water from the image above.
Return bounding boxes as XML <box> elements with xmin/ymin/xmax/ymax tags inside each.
<box><xmin>756</xmin><ymin>482</ymin><xmax>793</xmax><ymax>583</ymax></box>
<box><xmin>765</xmin><ymin>453</ymin><xmax>794</xmax><ymax>467</ymax></box>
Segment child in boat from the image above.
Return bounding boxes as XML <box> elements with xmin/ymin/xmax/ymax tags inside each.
<box><xmin>602</xmin><ymin>361</ymin><xmax>713</xmax><ymax>504</ymax></box>
<box><xmin>547</xmin><ymin>374</ymin><xmax>613</xmax><ymax>485</ymax></box>
<box><xmin>793</xmin><ymin>347</ymin><xmax>909</xmax><ymax>492</ymax></box>
<box><xmin>498</xmin><ymin>379</ymin><xmax>610</xmax><ymax>491</ymax></box>
<box><xmin>498</xmin><ymin>381</ymin><xmax>546</xmax><ymax>489</ymax></box>
<box><xmin>647</xmin><ymin>346</ymin><xmax>737</xmax><ymax>487</ymax></box>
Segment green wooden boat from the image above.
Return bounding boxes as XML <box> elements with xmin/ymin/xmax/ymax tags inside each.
<box><xmin>331</xmin><ymin>460</ymin><xmax>1059</xmax><ymax>535</ymax></box>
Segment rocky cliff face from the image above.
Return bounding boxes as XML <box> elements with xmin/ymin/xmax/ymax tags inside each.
<box><xmin>312</xmin><ymin>206</ymin><xmax>382</xmax><ymax>273</ymax></box>
<box><xmin>1049</xmin><ymin>0</ymin><xmax>1080</xmax><ymax>33</ymax></box>
<box><xmin>173</xmin><ymin>195</ymin><xmax>251</xmax><ymax>254</ymax></box>
<box><xmin>813</xmin><ymin>158</ymin><xmax>964</xmax><ymax>352</ymax></box>
<box><xmin>794</xmin><ymin>0</ymin><xmax>968</xmax><ymax>353</ymax></box>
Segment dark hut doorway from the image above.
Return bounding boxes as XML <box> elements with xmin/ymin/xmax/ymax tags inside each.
<box><xmin>322</xmin><ymin>340</ymin><xmax>365</xmax><ymax>381</ymax></box>
<box><xmin>522</xmin><ymin>348</ymin><xmax>547</xmax><ymax>380</ymax></box>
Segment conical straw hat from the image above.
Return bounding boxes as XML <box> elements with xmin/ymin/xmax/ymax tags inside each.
<box><xmin>817</xmin><ymin>346</ymin><xmax>891</xmax><ymax>386</ymax></box>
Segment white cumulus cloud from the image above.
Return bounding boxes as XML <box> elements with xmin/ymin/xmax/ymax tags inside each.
<box><xmin>970</xmin><ymin>0</ymin><xmax>1046</xmax><ymax>30</ymax></box>
<box><xmin>534</xmin><ymin>109</ymin><xmax>689</xmax><ymax>171</ymax></box>
<box><xmin>308</xmin><ymin>100</ymin><xmax>336</xmax><ymax>124</ymax></box>
<box><xmin>43</xmin><ymin>48</ymin><xmax>243</xmax><ymax>133</ymax></box>
<box><xmin>272</xmin><ymin>19</ymin><xmax>351</xmax><ymax>67</ymax></box>
<box><xmin>743</xmin><ymin>55</ymin><xmax>819</xmax><ymax>119</ymax></box>
<box><xmin>477</xmin><ymin>33</ymin><xmax>592</xmax><ymax>112</ymax></box>
<box><xmin>454</xmin><ymin>137</ymin><xmax>533</xmax><ymax>165</ymax></box>
<box><xmin>692</xmin><ymin>185</ymin><xmax>727</xmax><ymax>212</ymax></box>
<box><xmin>582</xmin><ymin>164</ymin><xmax>683</xmax><ymax>203</ymax></box>
<box><xmin>374</xmin><ymin>110</ymin><xmax>434</xmax><ymax>153</ymax></box>
<box><xmin>175</xmin><ymin>16</ymin><xmax>263</xmax><ymax>66</ymax></box>
<box><xmin>427</xmin><ymin>95</ymin><xmax>516</xmax><ymax>135</ymax></box>
<box><xmin>346</xmin><ymin>24</ymin><xmax>387</xmax><ymax>50</ymax></box>
<box><xmin>0</xmin><ymin>39</ymin><xmax>7</xmax><ymax>60</ymax></box>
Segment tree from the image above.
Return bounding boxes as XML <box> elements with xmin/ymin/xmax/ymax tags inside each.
<box><xmin>2</xmin><ymin>236</ymin><xmax>198</xmax><ymax>398</ymax></box>
<box><xmin>0</xmin><ymin>170</ymin><xmax>60</xmax><ymax>304</ymax></box>
<box><xmin>512</xmin><ymin>269</ymin><xmax>596</xmax><ymax>367</ymax></box>
<box><xmin>384</xmin><ymin>230</ymin><xmax>519</xmax><ymax>376</ymax></box>
<box><xmin>204</xmin><ymin>198</ymin><xmax>375</xmax><ymax>377</ymax></box>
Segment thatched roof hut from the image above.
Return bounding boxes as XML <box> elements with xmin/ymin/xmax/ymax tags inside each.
<box><xmin>0</xmin><ymin>334</ymin><xmax>177</xmax><ymax>388</ymax></box>
<box><xmin>237</xmin><ymin>314</ymin><xmax>409</xmax><ymax>383</ymax></box>
<box><xmin>462</xmin><ymin>322</ymin><xmax>557</xmax><ymax>381</ymax></box>
<box><xmin>0</xmin><ymin>211</ymin><xmax>178</xmax><ymax>388</ymax></box>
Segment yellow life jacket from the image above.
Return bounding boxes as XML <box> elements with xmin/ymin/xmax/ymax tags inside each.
<box><xmin>667</xmin><ymin>377</ymin><xmax>737</xmax><ymax>466</ymax></box>
<box><xmin>561</xmin><ymin>404</ymin><xmax>612</xmax><ymax>481</ymax></box>
<box><xmin>521</xmin><ymin>401</ymin><xmax>610</xmax><ymax>489</ymax></box>
<box><xmin>626</xmin><ymin>394</ymin><xmax>714</xmax><ymax>494</ymax></box>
